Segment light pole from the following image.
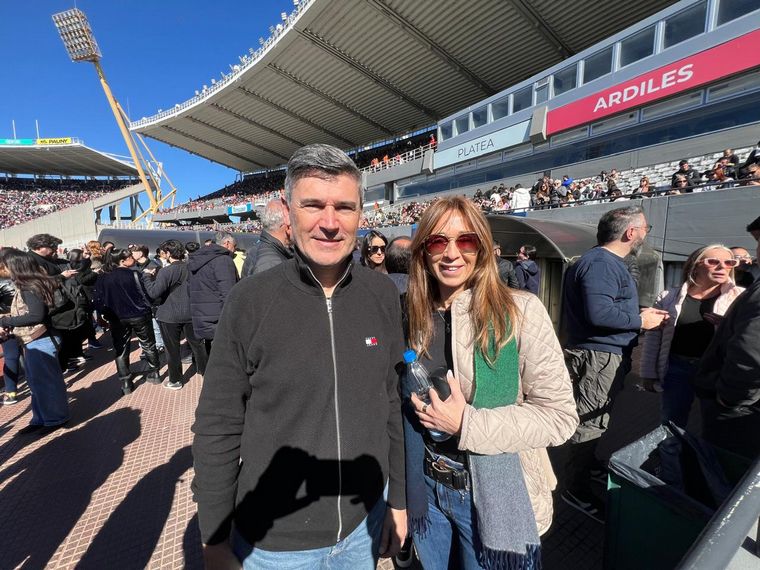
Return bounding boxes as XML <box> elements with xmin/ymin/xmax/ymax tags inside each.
<box><xmin>52</xmin><ymin>8</ymin><xmax>174</xmax><ymax>219</ymax></box>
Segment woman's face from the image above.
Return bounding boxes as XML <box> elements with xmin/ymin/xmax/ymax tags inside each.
<box><xmin>424</xmin><ymin>213</ymin><xmax>478</xmax><ymax>302</ymax></box>
<box><xmin>368</xmin><ymin>236</ymin><xmax>386</xmax><ymax>266</ymax></box>
<box><xmin>694</xmin><ymin>248</ymin><xmax>734</xmax><ymax>286</ymax></box>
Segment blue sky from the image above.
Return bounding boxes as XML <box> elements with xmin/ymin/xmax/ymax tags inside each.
<box><xmin>1</xmin><ymin>0</ymin><xmax>294</xmax><ymax>204</ymax></box>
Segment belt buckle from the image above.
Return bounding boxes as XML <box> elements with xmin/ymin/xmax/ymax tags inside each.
<box><xmin>432</xmin><ymin>457</ymin><xmax>451</xmax><ymax>474</ymax></box>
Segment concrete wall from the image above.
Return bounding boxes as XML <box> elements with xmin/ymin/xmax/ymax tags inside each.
<box><xmin>526</xmin><ymin>185</ymin><xmax>760</xmax><ymax>261</ymax></box>
<box><xmin>0</xmin><ymin>184</ymin><xmax>146</xmax><ymax>249</ymax></box>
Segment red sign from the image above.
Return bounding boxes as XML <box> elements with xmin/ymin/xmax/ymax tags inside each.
<box><xmin>546</xmin><ymin>29</ymin><xmax>760</xmax><ymax>135</ymax></box>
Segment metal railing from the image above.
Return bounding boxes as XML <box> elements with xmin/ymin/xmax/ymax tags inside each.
<box><xmin>360</xmin><ymin>143</ymin><xmax>435</xmax><ymax>174</ymax></box>
<box><xmin>129</xmin><ymin>0</ymin><xmax>315</xmax><ymax>130</ymax></box>
<box><xmin>676</xmin><ymin>455</ymin><xmax>760</xmax><ymax>569</ymax></box>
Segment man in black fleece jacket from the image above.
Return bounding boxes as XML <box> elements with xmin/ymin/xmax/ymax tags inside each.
<box><xmin>193</xmin><ymin>144</ymin><xmax>406</xmax><ymax>568</ymax></box>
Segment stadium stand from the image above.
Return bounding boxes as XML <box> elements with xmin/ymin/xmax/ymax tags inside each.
<box><xmin>0</xmin><ymin>177</ymin><xmax>139</xmax><ymax>230</ymax></box>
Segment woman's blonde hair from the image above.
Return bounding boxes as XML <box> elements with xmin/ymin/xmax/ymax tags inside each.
<box><xmin>682</xmin><ymin>244</ymin><xmax>734</xmax><ymax>286</ymax></box>
<box><xmin>407</xmin><ymin>197</ymin><xmax>519</xmax><ymax>364</ymax></box>
<box><xmin>86</xmin><ymin>240</ymin><xmax>103</xmax><ymax>259</ymax></box>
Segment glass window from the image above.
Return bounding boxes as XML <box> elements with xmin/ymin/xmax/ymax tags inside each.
<box><xmin>590</xmin><ymin>111</ymin><xmax>638</xmax><ymax>135</ymax></box>
<box><xmin>640</xmin><ymin>91</ymin><xmax>703</xmax><ymax>121</ymax></box>
<box><xmin>454</xmin><ymin>115</ymin><xmax>469</xmax><ymax>136</ymax></box>
<box><xmin>492</xmin><ymin>97</ymin><xmax>510</xmax><ymax>120</ymax></box>
<box><xmin>364</xmin><ymin>184</ymin><xmax>384</xmax><ymax>202</ymax></box>
<box><xmin>513</xmin><ymin>86</ymin><xmax>532</xmax><ymax>113</ymax></box>
<box><xmin>472</xmin><ymin>106</ymin><xmax>488</xmax><ymax>128</ymax></box>
<box><xmin>664</xmin><ymin>2</ymin><xmax>706</xmax><ymax>48</ymax></box>
<box><xmin>551</xmin><ymin>126</ymin><xmax>589</xmax><ymax>147</ymax></box>
<box><xmin>535</xmin><ymin>82</ymin><xmax>549</xmax><ymax>104</ymax></box>
<box><xmin>439</xmin><ymin>122</ymin><xmax>453</xmax><ymax>141</ymax></box>
<box><xmin>553</xmin><ymin>64</ymin><xmax>577</xmax><ymax>96</ymax></box>
<box><xmin>718</xmin><ymin>0</ymin><xmax>760</xmax><ymax>25</ymax></box>
<box><xmin>620</xmin><ymin>26</ymin><xmax>655</xmax><ymax>67</ymax></box>
<box><xmin>707</xmin><ymin>69</ymin><xmax>760</xmax><ymax>102</ymax></box>
<box><xmin>583</xmin><ymin>47</ymin><xmax>613</xmax><ymax>84</ymax></box>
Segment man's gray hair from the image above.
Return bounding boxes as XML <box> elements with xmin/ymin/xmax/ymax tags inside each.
<box><xmin>284</xmin><ymin>144</ymin><xmax>362</xmax><ymax>206</ymax></box>
<box><xmin>215</xmin><ymin>231</ymin><xmax>236</xmax><ymax>246</ymax></box>
<box><xmin>261</xmin><ymin>200</ymin><xmax>285</xmax><ymax>231</ymax></box>
<box><xmin>596</xmin><ymin>206</ymin><xmax>644</xmax><ymax>245</ymax></box>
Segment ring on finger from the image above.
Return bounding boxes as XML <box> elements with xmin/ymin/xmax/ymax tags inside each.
<box><xmin>422</xmin><ymin>404</ymin><xmax>428</xmax><ymax>414</ymax></box>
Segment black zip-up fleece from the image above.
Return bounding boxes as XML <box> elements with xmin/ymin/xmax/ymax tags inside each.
<box><xmin>192</xmin><ymin>252</ymin><xmax>406</xmax><ymax>551</ymax></box>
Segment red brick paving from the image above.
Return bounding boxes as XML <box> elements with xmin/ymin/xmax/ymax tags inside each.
<box><xmin>0</xmin><ymin>337</ymin><xmax>202</xmax><ymax>569</ymax></box>
<box><xmin>0</xmin><ymin>336</ymin><xmax>664</xmax><ymax>569</ymax></box>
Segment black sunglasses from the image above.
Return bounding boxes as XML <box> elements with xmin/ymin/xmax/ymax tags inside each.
<box><xmin>369</xmin><ymin>245</ymin><xmax>386</xmax><ymax>254</ymax></box>
<box><xmin>424</xmin><ymin>233</ymin><xmax>480</xmax><ymax>256</ymax></box>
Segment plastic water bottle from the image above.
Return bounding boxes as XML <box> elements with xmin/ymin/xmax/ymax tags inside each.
<box><xmin>403</xmin><ymin>349</ymin><xmax>451</xmax><ymax>442</ymax></box>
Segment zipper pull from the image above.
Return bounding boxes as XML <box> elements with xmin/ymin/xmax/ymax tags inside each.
<box><xmin>326</xmin><ymin>298</ymin><xmax>333</xmax><ymax>313</ymax></box>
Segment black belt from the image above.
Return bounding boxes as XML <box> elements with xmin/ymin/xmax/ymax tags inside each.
<box><xmin>423</xmin><ymin>452</ymin><xmax>469</xmax><ymax>491</ymax></box>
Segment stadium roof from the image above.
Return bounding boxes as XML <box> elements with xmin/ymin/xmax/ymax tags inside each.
<box><xmin>0</xmin><ymin>141</ymin><xmax>137</xmax><ymax>176</ymax></box>
<box><xmin>130</xmin><ymin>0</ymin><xmax>676</xmax><ymax>172</ymax></box>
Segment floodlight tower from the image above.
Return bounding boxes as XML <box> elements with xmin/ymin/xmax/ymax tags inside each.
<box><xmin>52</xmin><ymin>8</ymin><xmax>176</xmax><ymax>222</ymax></box>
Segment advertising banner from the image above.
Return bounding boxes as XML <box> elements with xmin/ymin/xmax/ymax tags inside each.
<box><xmin>36</xmin><ymin>137</ymin><xmax>72</xmax><ymax>145</ymax></box>
<box><xmin>546</xmin><ymin>29</ymin><xmax>760</xmax><ymax>135</ymax></box>
<box><xmin>434</xmin><ymin>120</ymin><xmax>531</xmax><ymax>169</ymax></box>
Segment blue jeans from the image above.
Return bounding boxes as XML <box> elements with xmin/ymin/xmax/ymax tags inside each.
<box><xmin>233</xmin><ymin>488</ymin><xmax>386</xmax><ymax>570</ymax></box>
<box><xmin>2</xmin><ymin>338</ymin><xmax>21</xmax><ymax>393</ymax></box>
<box><xmin>413</xmin><ymin>455</ymin><xmax>484</xmax><ymax>570</ymax></box>
<box><xmin>24</xmin><ymin>335</ymin><xmax>69</xmax><ymax>426</ymax></box>
<box><xmin>152</xmin><ymin>318</ymin><xmax>164</xmax><ymax>350</ymax></box>
<box><xmin>661</xmin><ymin>354</ymin><xmax>699</xmax><ymax>428</ymax></box>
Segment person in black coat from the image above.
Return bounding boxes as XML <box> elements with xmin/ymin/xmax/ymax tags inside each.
<box><xmin>493</xmin><ymin>242</ymin><xmax>519</xmax><ymax>289</ymax></box>
<box><xmin>142</xmin><ymin>240</ymin><xmax>208</xmax><ymax>390</ymax></box>
<box><xmin>187</xmin><ymin>234</ymin><xmax>238</xmax><ymax>345</ymax></box>
<box><xmin>94</xmin><ymin>249</ymin><xmax>160</xmax><ymax>395</ymax></box>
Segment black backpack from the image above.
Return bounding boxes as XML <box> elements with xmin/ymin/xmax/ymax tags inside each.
<box><xmin>50</xmin><ymin>277</ymin><xmax>89</xmax><ymax>331</ymax></box>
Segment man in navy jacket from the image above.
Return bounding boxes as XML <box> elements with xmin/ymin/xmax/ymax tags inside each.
<box><xmin>560</xmin><ymin>206</ymin><xmax>668</xmax><ymax>522</ymax></box>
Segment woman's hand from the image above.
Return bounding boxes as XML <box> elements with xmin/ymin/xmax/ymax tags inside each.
<box><xmin>410</xmin><ymin>370</ymin><xmax>467</xmax><ymax>436</ymax></box>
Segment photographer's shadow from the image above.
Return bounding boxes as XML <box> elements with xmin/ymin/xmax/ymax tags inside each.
<box><xmin>226</xmin><ymin>446</ymin><xmax>383</xmax><ymax>547</ymax></box>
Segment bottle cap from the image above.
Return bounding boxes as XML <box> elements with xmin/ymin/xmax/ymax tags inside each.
<box><xmin>403</xmin><ymin>349</ymin><xmax>417</xmax><ymax>364</ymax></box>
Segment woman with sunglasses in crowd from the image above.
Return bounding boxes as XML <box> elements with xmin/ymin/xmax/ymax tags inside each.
<box><xmin>0</xmin><ymin>248</ymin><xmax>69</xmax><ymax>434</ymax></box>
<box><xmin>403</xmin><ymin>196</ymin><xmax>578</xmax><ymax>569</ymax></box>
<box><xmin>94</xmin><ymin>248</ymin><xmax>161</xmax><ymax>395</ymax></box>
<box><xmin>640</xmin><ymin>245</ymin><xmax>744</xmax><ymax>428</ymax></box>
<box><xmin>360</xmin><ymin>229</ymin><xmax>388</xmax><ymax>273</ymax></box>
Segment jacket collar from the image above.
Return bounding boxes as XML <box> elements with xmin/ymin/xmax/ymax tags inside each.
<box><xmin>260</xmin><ymin>230</ymin><xmax>294</xmax><ymax>259</ymax></box>
<box><xmin>288</xmin><ymin>247</ymin><xmax>354</xmax><ymax>296</ymax></box>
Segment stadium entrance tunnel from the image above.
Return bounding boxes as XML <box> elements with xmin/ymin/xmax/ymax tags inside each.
<box><xmin>486</xmin><ymin>215</ymin><xmax>662</xmax><ymax>328</ymax></box>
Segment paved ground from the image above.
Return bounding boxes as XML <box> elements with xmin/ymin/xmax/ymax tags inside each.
<box><xmin>0</xmin><ymin>337</ymin><xmax>672</xmax><ymax>569</ymax></box>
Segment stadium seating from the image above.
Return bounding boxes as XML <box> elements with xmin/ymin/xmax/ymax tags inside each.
<box><xmin>0</xmin><ymin>178</ymin><xmax>138</xmax><ymax>230</ymax></box>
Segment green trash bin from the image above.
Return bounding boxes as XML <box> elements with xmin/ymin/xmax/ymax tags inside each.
<box><xmin>604</xmin><ymin>425</ymin><xmax>750</xmax><ymax>570</ymax></box>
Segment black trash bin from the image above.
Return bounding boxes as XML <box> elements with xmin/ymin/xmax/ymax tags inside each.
<box><xmin>604</xmin><ymin>424</ymin><xmax>751</xmax><ymax>570</ymax></box>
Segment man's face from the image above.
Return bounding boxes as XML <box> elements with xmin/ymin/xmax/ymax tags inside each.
<box><xmin>681</xmin><ymin>163</ymin><xmax>690</xmax><ymax>171</ymax></box>
<box><xmin>629</xmin><ymin>215</ymin><xmax>649</xmax><ymax>255</ymax></box>
<box><xmin>34</xmin><ymin>246</ymin><xmax>55</xmax><ymax>259</ymax></box>
<box><xmin>517</xmin><ymin>248</ymin><xmax>527</xmax><ymax>260</ymax></box>
<box><xmin>222</xmin><ymin>240</ymin><xmax>236</xmax><ymax>253</ymax></box>
<box><xmin>131</xmin><ymin>250</ymin><xmax>144</xmax><ymax>262</ymax></box>
<box><xmin>288</xmin><ymin>173</ymin><xmax>361</xmax><ymax>271</ymax></box>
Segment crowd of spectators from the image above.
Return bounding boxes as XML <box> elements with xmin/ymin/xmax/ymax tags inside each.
<box><xmin>157</xmin><ymin>131</ymin><xmax>437</xmax><ymax>215</ymax></box>
<box><xmin>354</xmin><ymin>131</ymin><xmax>436</xmax><ymax>172</ymax></box>
<box><xmin>0</xmin><ymin>177</ymin><xmax>138</xmax><ymax>230</ymax></box>
<box><xmin>361</xmin><ymin>144</ymin><xmax>760</xmax><ymax>229</ymax></box>
<box><xmin>158</xmin><ymin>175</ymin><xmax>284</xmax><ymax>215</ymax></box>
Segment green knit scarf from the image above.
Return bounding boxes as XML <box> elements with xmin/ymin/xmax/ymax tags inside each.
<box><xmin>472</xmin><ymin>331</ymin><xmax>519</xmax><ymax>409</ymax></box>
